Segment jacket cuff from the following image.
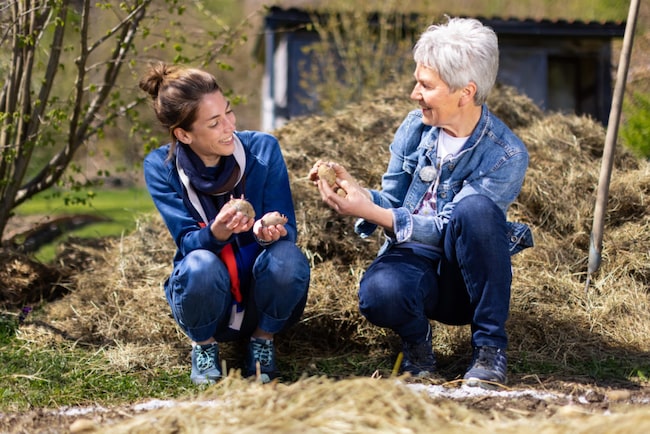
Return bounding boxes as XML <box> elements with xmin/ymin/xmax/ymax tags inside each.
<box><xmin>392</xmin><ymin>207</ymin><xmax>413</xmax><ymax>243</ymax></box>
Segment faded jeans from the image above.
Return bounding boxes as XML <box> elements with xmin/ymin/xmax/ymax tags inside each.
<box><xmin>358</xmin><ymin>195</ymin><xmax>512</xmax><ymax>349</ymax></box>
<box><xmin>165</xmin><ymin>240</ymin><xmax>310</xmax><ymax>342</ymax></box>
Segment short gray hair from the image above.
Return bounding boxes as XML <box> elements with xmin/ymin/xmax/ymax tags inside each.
<box><xmin>413</xmin><ymin>17</ymin><xmax>498</xmax><ymax>105</ymax></box>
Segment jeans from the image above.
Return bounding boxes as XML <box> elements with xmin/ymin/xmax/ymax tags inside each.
<box><xmin>358</xmin><ymin>195</ymin><xmax>512</xmax><ymax>349</ymax></box>
<box><xmin>165</xmin><ymin>240</ymin><xmax>310</xmax><ymax>342</ymax></box>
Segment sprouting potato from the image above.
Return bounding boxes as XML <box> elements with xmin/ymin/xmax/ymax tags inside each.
<box><xmin>317</xmin><ymin>164</ymin><xmax>347</xmax><ymax>197</ymax></box>
<box><xmin>317</xmin><ymin>164</ymin><xmax>337</xmax><ymax>187</ymax></box>
<box><xmin>226</xmin><ymin>197</ymin><xmax>255</xmax><ymax>219</ymax></box>
<box><xmin>261</xmin><ymin>211</ymin><xmax>288</xmax><ymax>227</ymax></box>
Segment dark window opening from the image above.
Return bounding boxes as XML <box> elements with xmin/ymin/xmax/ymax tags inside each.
<box><xmin>548</xmin><ymin>55</ymin><xmax>600</xmax><ymax>119</ymax></box>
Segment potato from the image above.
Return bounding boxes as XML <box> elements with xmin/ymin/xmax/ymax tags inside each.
<box><xmin>226</xmin><ymin>197</ymin><xmax>255</xmax><ymax>219</ymax></box>
<box><xmin>317</xmin><ymin>164</ymin><xmax>337</xmax><ymax>187</ymax></box>
<box><xmin>317</xmin><ymin>164</ymin><xmax>347</xmax><ymax>197</ymax></box>
<box><xmin>261</xmin><ymin>211</ymin><xmax>288</xmax><ymax>227</ymax></box>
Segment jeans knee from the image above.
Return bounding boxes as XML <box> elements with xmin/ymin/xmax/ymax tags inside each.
<box><xmin>451</xmin><ymin>195</ymin><xmax>507</xmax><ymax>238</ymax></box>
<box><xmin>254</xmin><ymin>241</ymin><xmax>310</xmax><ymax>294</ymax></box>
<box><xmin>173</xmin><ymin>249</ymin><xmax>230</xmax><ymax>297</ymax></box>
<box><xmin>166</xmin><ymin>250</ymin><xmax>231</xmax><ymax>340</ymax></box>
<box><xmin>358</xmin><ymin>272</ymin><xmax>399</xmax><ymax>323</ymax></box>
<box><xmin>454</xmin><ymin>195</ymin><xmax>501</xmax><ymax>219</ymax></box>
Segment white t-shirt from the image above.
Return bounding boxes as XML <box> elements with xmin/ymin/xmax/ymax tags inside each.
<box><xmin>414</xmin><ymin>130</ymin><xmax>468</xmax><ymax>216</ymax></box>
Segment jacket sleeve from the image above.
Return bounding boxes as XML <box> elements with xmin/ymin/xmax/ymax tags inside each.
<box><xmin>241</xmin><ymin>131</ymin><xmax>299</xmax><ymax>244</ymax></box>
<box><xmin>143</xmin><ymin>147</ymin><xmax>227</xmax><ymax>256</ymax></box>
<box><xmin>355</xmin><ymin>111</ymin><xmax>426</xmax><ymax>238</ymax></box>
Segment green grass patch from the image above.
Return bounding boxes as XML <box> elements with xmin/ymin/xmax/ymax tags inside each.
<box><xmin>13</xmin><ymin>187</ymin><xmax>156</xmax><ymax>263</ymax></box>
<box><xmin>0</xmin><ymin>333</ymin><xmax>194</xmax><ymax>412</ymax></box>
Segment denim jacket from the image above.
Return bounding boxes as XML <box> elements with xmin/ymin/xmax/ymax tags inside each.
<box><xmin>144</xmin><ymin>130</ymin><xmax>298</xmax><ymax>266</ymax></box>
<box><xmin>355</xmin><ymin>105</ymin><xmax>533</xmax><ymax>256</ymax></box>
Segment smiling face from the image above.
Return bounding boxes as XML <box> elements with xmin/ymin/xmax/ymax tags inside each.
<box><xmin>410</xmin><ymin>64</ymin><xmax>463</xmax><ymax>130</ymax></box>
<box><xmin>410</xmin><ymin>63</ymin><xmax>481</xmax><ymax>137</ymax></box>
<box><xmin>173</xmin><ymin>91</ymin><xmax>236</xmax><ymax>166</ymax></box>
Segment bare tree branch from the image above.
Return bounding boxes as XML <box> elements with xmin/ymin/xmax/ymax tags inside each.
<box><xmin>16</xmin><ymin>1</ymin><xmax>151</xmax><ymax>203</ymax></box>
<box><xmin>0</xmin><ymin>1</ymin><xmax>60</xmax><ymax>221</ymax></box>
<box><xmin>0</xmin><ymin>0</ymin><xmax>243</xmax><ymax>240</ymax></box>
<box><xmin>10</xmin><ymin>2</ymin><xmax>69</xmax><ymax>207</ymax></box>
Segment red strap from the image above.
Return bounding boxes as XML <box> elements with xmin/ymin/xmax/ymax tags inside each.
<box><xmin>219</xmin><ymin>243</ymin><xmax>242</xmax><ymax>303</ymax></box>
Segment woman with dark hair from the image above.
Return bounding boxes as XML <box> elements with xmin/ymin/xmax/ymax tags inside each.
<box><xmin>140</xmin><ymin>63</ymin><xmax>310</xmax><ymax>385</ymax></box>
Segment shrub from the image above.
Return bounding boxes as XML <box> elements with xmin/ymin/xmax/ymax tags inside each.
<box><xmin>621</xmin><ymin>92</ymin><xmax>650</xmax><ymax>158</ymax></box>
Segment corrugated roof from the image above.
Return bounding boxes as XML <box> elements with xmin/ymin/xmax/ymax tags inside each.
<box><xmin>477</xmin><ymin>16</ymin><xmax>625</xmax><ymax>37</ymax></box>
<box><xmin>265</xmin><ymin>6</ymin><xmax>626</xmax><ymax>38</ymax></box>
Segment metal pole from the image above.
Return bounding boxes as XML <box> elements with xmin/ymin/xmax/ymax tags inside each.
<box><xmin>586</xmin><ymin>0</ymin><xmax>640</xmax><ymax>290</ymax></box>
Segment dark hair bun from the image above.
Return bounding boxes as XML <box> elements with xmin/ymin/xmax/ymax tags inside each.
<box><xmin>139</xmin><ymin>62</ymin><xmax>174</xmax><ymax>99</ymax></box>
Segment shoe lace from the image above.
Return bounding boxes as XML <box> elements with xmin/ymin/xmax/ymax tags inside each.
<box><xmin>196</xmin><ymin>345</ymin><xmax>218</xmax><ymax>371</ymax></box>
<box><xmin>473</xmin><ymin>346</ymin><xmax>499</xmax><ymax>369</ymax></box>
<box><xmin>404</xmin><ymin>341</ymin><xmax>434</xmax><ymax>366</ymax></box>
<box><xmin>251</xmin><ymin>340</ymin><xmax>273</xmax><ymax>366</ymax></box>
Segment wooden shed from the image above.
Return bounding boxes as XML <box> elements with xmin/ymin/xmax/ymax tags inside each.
<box><xmin>259</xmin><ymin>6</ymin><xmax>625</xmax><ymax>131</ymax></box>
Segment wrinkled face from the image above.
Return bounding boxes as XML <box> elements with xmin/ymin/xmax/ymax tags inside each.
<box><xmin>176</xmin><ymin>91</ymin><xmax>236</xmax><ymax>166</ymax></box>
<box><xmin>410</xmin><ymin>63</ymin><xmax>464</xmax><ymax>130</ymax></box>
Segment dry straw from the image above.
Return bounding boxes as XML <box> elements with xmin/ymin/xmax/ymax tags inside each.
<box><xmin>80</xmin><ymin>374</ymin><xmax>650</xmax><ymax>434</ymax></box>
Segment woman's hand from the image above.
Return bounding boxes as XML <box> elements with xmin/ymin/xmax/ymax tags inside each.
<box><xmin>253</xmin><ymin>212</ymin><xmax>288</xmax><ymax>244</ymax></box>
<box><xmin>210</xmin><ymin>204</ymin><xmax>255</xmax><ymax>241</ymax></box>
<box><xmin>312</xmin><ymin>161</ymin><xmax>372</xmax><ymax>217</ymax></box>
<box><xmin>311</xmin><ymin>161</ymin><xmax>394</xmax><ymax>230</ymax></box>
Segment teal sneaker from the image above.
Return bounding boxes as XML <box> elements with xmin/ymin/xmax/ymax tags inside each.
<box><xmin>463</xmin><ymin>346</ymin><xmax>507</xmax><ymax>389</ymax></box>
<box><xmin>245</xmin><ymin>337</ymin><xmax>278</xmax><ymax>383</ymax></box>
<box><xmin>190</xmin><ymin>342</ymin><xmax>221</xmax><ymax>385</ymax></box>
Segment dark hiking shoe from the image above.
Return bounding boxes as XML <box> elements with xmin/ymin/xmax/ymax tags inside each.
<box><xmin>400</xmin><ymin>326</ymin><xmax>437</xmax><ymax>378</ymax></box>
<box><xmin>463</xmin><ymin>346</ymin><xmax>507</xmax><ymax>389</ymax></box>
<box><xmin>190</xmin><ymin>342</ymin><xmax>221</xmax><ymax>385</ymax></box>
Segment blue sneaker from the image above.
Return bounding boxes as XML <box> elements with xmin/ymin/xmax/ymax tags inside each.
<box><xmin>400</xmin><ymin>326</ymin><xmax>436</xmax><ymax>378</ymax></box>
<box><xmin>190</xmin><ymin>342</ymin><xmax>221</xmax><ymax>385</ymax></box>
<box><xmin>463</xmin><ymin>346</ymin><xmax>507</xmax><ymax>388</ymax></box>
<box><xmin>245</xmin><ymin>337</ymin><xmax>278</xmax><ymax>383</ymax></box>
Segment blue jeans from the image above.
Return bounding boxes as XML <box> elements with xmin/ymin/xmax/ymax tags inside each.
<box><xmin>165</xmin><ymin>240</ymin><xmax>310</xmax><ymax>342</ymax></box>
<box><xmin>359</xmin><ymin>195</ymin><xmax>512</xmax><ymax>349</ymax></box>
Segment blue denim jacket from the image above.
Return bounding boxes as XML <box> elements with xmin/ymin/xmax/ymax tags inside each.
<box><xmin>355</xmin><ymin>105</ymin><xmax>533</xmax><ymax>256</ymax></box>
<box><xmin>144</xmin><ymin>131</ymin><xmax>298</xmax><ymax>266</ymax></box>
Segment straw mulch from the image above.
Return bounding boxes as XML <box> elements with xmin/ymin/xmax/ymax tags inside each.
<box><xmin>71</xmin><ymin>374</ymin><xmax>645</xmax><ymax>434</ymax></box>
<box><xmin>16</xmin><ymin>81</ymin><xmax>650</xmax><ymax>432</ymax></box>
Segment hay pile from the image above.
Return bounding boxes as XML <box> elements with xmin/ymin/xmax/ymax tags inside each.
<box><xmin>71</xmin><ymin>375</ymin><xmax>646</xmax><ymax>434</ymax></box>
<box><xmin>18</xmin><ymin>81</ymin><xmax>650</xmax><ymax>431</ymax></box>
<box><xmin>24</xmin><ymin>81</ymin><xmax>650</xmax><ymax>373</ymax></box>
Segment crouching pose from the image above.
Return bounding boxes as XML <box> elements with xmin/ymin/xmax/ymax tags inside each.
<box><xmin>310</xmin><ymin>17</ymin><xmax>532</xmax><ymax>388</ymax></box>
<box><xmin>141</xmin><ymin>63</ymin><xmax>310</xmax><ymax>384</ymax></box>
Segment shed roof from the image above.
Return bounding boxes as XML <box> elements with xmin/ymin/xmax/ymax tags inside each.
<box><xmin>264</xmin><ymin>6</ymin><xmax>626</xmax><ymax>38</ymax></box>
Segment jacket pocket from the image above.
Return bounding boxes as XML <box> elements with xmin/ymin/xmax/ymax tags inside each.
<box><xmin>507</xmin><ymin>222</ymin><xmax>534</xmax><ymax>255</ymax></box>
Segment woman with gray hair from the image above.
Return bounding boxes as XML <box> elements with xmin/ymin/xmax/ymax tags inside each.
<box><xmin>310</xmin><ymin>17</ymin><xmax>532</xmax><ymax>388</ymax></box>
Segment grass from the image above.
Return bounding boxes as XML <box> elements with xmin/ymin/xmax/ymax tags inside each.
<box><xmin>0</xmin><ymin>186</ymin><xmax>196</xmax><ymax>414</ymax></box>
<box><xmin>0</xmin><ymin>313</ymin><xmax>195</xmax><ymax>413</ymax></box>
<box><xmin>12</xmin><ymin>187</ymin><xmax>156</xmax><ymax>263</ymax></box>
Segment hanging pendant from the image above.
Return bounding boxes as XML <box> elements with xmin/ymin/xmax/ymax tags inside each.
<box><xmin>419</xmin><ymin>165</ymin><xmax>438</xmax><ymax>183</ymax></box>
